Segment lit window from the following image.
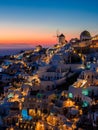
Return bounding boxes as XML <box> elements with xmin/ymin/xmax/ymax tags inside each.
<box><xmin>82</xmin><ymin>101</ymin><xmax>89</xmax><ymax>107</ymax></box>
<box><xmin>82</xmin><ymin>89</ymin><xmax>88</xmax><ymax>96</ymax></box>
<box><xmin>68</xmin><ymin>93</ymin><xmax>73</xmax><ymax>98</ymax></box>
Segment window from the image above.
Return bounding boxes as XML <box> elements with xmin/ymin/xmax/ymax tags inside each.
<box><xmin>82</xmin><ymin>89</ymin><xmax>88</xmax><ymax>96</ymax></box>
<box><xmin>68</xmin><ymin>93</ymin><xmax>73</xmax><ymax>98</ymax></box>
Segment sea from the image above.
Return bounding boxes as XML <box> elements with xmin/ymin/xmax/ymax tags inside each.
<box><xmin>0</xmin><ymin>48</ymin><xmax>33</xmax><ymax>56</ymax></box>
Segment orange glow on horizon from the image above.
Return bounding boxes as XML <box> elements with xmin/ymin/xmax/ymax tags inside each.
<box><xmin>0</xmin><ymin>36</ymin><xmax>73</xmax><ymax>48</ymax></box>
<box><xmin>0</xmin><ymin>33</ymin><xmax>73</xmax><ymax>44</ymax></box>
<box><xmin>0</xmin><ymin>27</ymin><xmax>59</xmax><ymax>47</ymax></box>
<box><xmin>0</xmin><ymin>38</ymin><xmax>57</xmax><ymax>45</ymax></box>
<box><xmin>0</xmin><ymin>26</ymin><xmax>76</xmax><ymax>47</ymax></box>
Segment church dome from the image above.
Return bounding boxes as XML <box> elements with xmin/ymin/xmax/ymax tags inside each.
<box><xmin>80</xmin><ymin>30</ymin><xmax>91</xmax><ymax>41</ymax></box>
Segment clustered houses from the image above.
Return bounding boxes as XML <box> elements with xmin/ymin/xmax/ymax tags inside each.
<box><xmin>0</xmin><ymin>31</ymin><xmax>98</xmax><ymax>130</ymax></box>
<box><xmin>70</xmin><ymin>30</ymin><xmax>98</xmax><ymax>52</ymax></box>
<box><xmin>68</xmin><ymin>57</ymin><xmax>98</xmax><ymax>127</ymax></box>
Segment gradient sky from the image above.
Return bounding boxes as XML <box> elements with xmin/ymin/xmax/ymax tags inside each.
<box><xmin>0</xmin><ymin>0</ymin><xmax>98</xmax><ymax>48</ymax></box>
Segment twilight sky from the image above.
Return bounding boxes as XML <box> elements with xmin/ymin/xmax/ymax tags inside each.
<box><xmin>0</xmin><ymin>0</ymin><xmax>98</xmax><ymax>48</ymax></box>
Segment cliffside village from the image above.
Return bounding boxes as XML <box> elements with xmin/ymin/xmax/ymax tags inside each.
<box><xmin>0</xmin><ymin>31</ymin><xmax>98</xmax><ymax>130</ymax></box>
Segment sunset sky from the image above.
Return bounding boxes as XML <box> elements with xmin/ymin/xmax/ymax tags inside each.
<box><xmin>0</xmin><ymin>0</ymin><xmax>98</xmax><ymax>48</ymax></box>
